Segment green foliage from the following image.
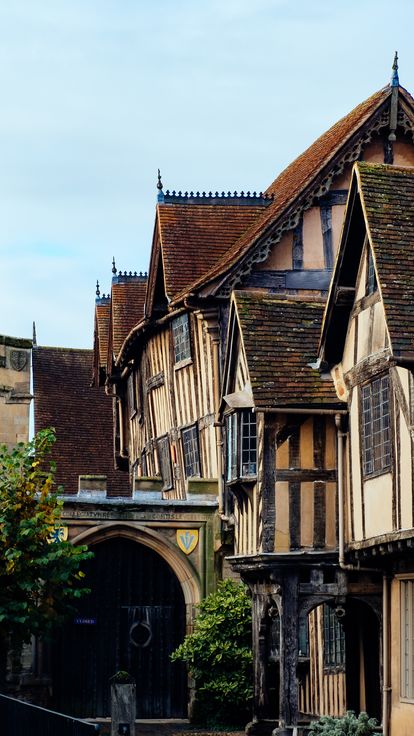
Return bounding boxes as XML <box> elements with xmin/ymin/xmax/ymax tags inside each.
<box><xmin>0</xmin><ymin>429</ymin><xmax>92</xmax><ymax>646</ymax></box>
<box><xmin>308</xmin><ymin>711</ymin><xmax>379</xmax><ymax>735</ymax></box>
<box><xmin>171</xmin><ymin>579</ymin><xmax>252</xmax><ymax>726</ymax></box>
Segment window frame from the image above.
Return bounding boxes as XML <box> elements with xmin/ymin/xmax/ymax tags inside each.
<box><xmin>366</xmin><ymin>247</ymin><xmax>378</xmax><ymax>296</ymax></box>
<box><xmin>225</xmin><ymin>410</ymin><xmax>257</xmax><ymax>483</ymax></box>
<box><xmin>323</xmin><ymin>604</ymin><xmax>345</xmax><ymax>671</ymax></box>
<box><xmin>400</xmin><ymin>578</ymin><xmax>414</xmax><ymax>701</ymax></box>
<box><xmin>181</xmin><ymin>424</ymin><xmax>201</xmax><ymax>479</ymax></box>
<box><xmin>360</xmin><ymin>374</ymin><xmax>391</xmax><ymax>478</ymax></box>
<box><xmin>156</xmin><ymin>435</ymin><xmax>173</xmax><ymax>492</ymax></box>
<box><xmin>172</xmin><ymin>313</ymin><xmax>192</xmax><ymax>366</ymax></box>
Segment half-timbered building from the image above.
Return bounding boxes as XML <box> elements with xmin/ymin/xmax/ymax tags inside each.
<box><xmin>319</xmin><ymin>161</ymin><xmax>414</xmax><ymax>736</ymax></box>
<box><xmin>216</xmin><ymin>65</ymin><xmax>414</xmax><ymax>736</ymax></box>
<box><xmin>30</xmin><ymin>58</ymin><xmax>414</xmax><ymax>730</ymax></box>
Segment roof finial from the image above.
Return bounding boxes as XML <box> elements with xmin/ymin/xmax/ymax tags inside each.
<box><xmin>391</xmin><ymin>51</ymin><xmax>399</xmax><ymax>87</ymax></box>
<box><xmin>157</xmin><ymin>168</ymin><xmax>165</xmax><ymax>202</ymax></box>
<box><xmin>96</xmin><ymin>280</ymin><xmax>100</xmax><ymax>298</ymax></box>
<box><xmin>32</xmin><ymin>321</ymin><xmax>37</xmax><ymax>347</ymax></box>
<box><xmin>112</xmin><ymin>256</ymin><xmax>117</xmax><ymax>275</ymax></box>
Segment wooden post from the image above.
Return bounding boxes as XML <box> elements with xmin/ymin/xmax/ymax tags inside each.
<box><xmin>274</xmin><ymin>574</ymin><xmax>299</xmax><ymax>736</ymax></box>
<box><xmin>246</xmin><ymin>586</ymin><xmax>278</xmax><ymax>736</ymax></box>
<box><xmin>110</xmin><ymin>679</ymin><xmax>136</xmax><ymax>736</ymax></box>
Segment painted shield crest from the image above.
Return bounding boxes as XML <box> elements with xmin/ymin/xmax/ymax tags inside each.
<box><xmin>48</xmin><ymin>525</ymin><xmax>69</xmax><ymax>544</ymax></box>
<box><xmin>176</xmin><ymin>529</ymin><xmax>199</xmax><ymax>555</ymax></box>
<box><xmin>10</xmin><ymin>350</ymin><xmax>27</xmax><ymax>372</ymax></box>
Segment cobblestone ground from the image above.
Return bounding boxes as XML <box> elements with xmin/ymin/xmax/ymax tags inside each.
<box><xmin>95</xmin><ymin>720</ymin><xmax>244</xmax><ymax>736</ymax></box>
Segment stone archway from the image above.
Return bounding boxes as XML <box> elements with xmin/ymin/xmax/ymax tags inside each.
<box><xmin>52</xmin><ymin>525</ymin><xmax>198</xmax><ymax>719</ymax></box>
<box><xmin>71</xmin><ymin>522</ymin><xmax>201</xmax><ymax>618</ymax></box>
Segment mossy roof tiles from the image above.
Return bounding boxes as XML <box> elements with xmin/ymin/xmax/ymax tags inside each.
<box><xmin>357</xmin><ymin>162</ymin><xmax>414</xmax><ymax>356</ymax></box>
<box><xmin>234</xmin><ymin>292</ymin><xmax>339</xmax><ymax>409</ymax></box>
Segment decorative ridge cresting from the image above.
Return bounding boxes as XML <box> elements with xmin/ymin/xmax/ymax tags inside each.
<box><xmin>161</xmin><ymin>190</ymin><xmax>274</xmax><ymax>206</ymax></box>
<box><xmin>112</xmin><ymin>270</ymin><xmax>148</xmax><ymax>283</ymax></box>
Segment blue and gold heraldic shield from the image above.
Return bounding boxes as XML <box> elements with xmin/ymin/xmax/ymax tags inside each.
<box><xmin>176</xmin><ymin>529</ymin><xmax>199</xmax><ymax>555</ymax></box>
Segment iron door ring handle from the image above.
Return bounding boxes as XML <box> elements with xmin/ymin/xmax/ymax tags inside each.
<box><xmin>129</xmin><ymin>620</ymin><xmax>152</xmax><ymax>648</ymax></box>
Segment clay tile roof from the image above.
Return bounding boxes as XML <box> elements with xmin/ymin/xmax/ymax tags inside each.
<box><xmin>111</xmin><ymin>277</ymin><xmax>147</xmax><ymax>357</ymax></box>
<box><xmin>33</xmin><ymin>347</ymin><xmax>129</xmax><ymax>496</ymax></box>
<box><xmin>95</xmin><ymin>300</ymin><xmax>110</xmax><ymax>368</ymax></box>
<box><xmin>157</xmin><ymin>203</ymin><xmax>266</xmax><ymax>300</ymax></box>
<box><xmin>234</xmin><ymin>292</ymin><xmax>339</xmax><ymax>409</ymax></box>
<box><xmin>357</xmin><ymin>162</ymin><xmax>414</xmax><ymax>356</ymax></box>
<box><xmin>183</xmin><ymin>86</ymin><xmax>398</xmax><ymax>296</ymax></box>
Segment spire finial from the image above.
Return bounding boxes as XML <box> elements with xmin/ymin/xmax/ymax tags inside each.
<box><xmin>157</xmin><ymin>168</ymin><xmax>165</xmax><ymax>203</ymax></box>
<box><xmin>112</xmin><ymin>256</ymin><xmax>117</xmax><ymax>275</ymax></box>
<box><xmin>32</xmin><ymin>321</ymin><xmax>37</xmax><ymax>347</ymax></box>
<box><xmin>96</xmin><ymin>280</ymin><xmax>100</xmax><ymax>298</ymax></box>
<box><xmin>391</xmin><ymin>51</ymin><xmax>399</xmax><ymax>87</ymax></box>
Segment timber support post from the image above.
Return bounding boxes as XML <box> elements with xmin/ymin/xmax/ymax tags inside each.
<box><xmin>273</xmin><ymin>573</ymin><xmax>299</xmax><ymax>736</ymax></box>
<box><xmin>246</xmin><ymin>586</ymin><xmax>278</xmax><ymax>735</ymax></box>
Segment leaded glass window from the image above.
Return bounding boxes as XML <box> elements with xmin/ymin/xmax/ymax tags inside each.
<box><xmin>182</xmin><ymin>425</ymin><xmax>201</xmax><ymax>479</ymax></box>
<box><xmin>241</xmin><ymin>410</ymin><xmax>257</xmax><ymax>476</ymax></box>
<box><xmin>172</xmin><ymin>314</ymin><xmax>191</xmax><ymax>364</ymax></box>
<box><xmin>401</xmin><ymin>579</ymin><xmax>414</xmax><ymax>700</ymax></box>
<box><xmin>362</xmin><ymin>376</ymin><xmax>391</xmax><ymax>476</ymax></box>
<box><xmin>323</xmin><ymin>605</ymin><xmax>345</xmax><ymax>669</ymax></box>
<box><xmin>225</xmin><ymin>410</ymin><xmax>257</xmax><ymax>482</ymax></box>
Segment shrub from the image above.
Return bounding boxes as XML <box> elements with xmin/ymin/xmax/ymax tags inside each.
<box><xmin>171</xmin><ymin>579</ymin><xmax>252</xmax><ymax>727</ymax></box>
<box><xmin>308</xmin><ymin>710</ymin><xmax>379</xmax><ymax>735</ymax></box>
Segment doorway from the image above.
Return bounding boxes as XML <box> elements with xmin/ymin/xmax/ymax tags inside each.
<box><xmin>52</xmin><ymin>537</ymin><xmax>187</xmax><ymax>718</ymax></box>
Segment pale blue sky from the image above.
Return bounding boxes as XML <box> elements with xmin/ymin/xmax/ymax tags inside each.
<box><xmin>1</xmin><ymin>0</ymin><xmax>413</xmax><ymax>347</ymax></box>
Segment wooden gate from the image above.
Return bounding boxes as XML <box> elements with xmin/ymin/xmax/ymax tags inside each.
<box><xmin>52</xmin><ymin>537</ymin><xmax>187</xmax><ymax>718</ymax></box>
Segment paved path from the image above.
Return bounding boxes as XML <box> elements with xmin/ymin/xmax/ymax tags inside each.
<box><xmin>95</xmin><ymin>719</ymin><xmax>244</xmax><ymax>735</ymax></box>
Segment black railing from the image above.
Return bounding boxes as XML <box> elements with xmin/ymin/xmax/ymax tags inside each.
<box><xmin>0</xmin><ymin>693</ymin><xmax>100</xmax><ymax>735</ymax></box>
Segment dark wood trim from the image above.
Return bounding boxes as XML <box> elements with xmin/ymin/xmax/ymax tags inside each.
<box><xmin>289</xmin><ymin>425</ymin><xmax>300</xmax><ymax>468</ymax></box>
<box><xmin>314</xmin><ymin>480</ymin><xmax>326</xmax><ymax>548</ymax></box>
<box><xmin>348</xmin><ymin>394</ymin><xmax>355</xmax><ymax>542</ymax></box>
<box><xmin>313</xmin><ymin>416</ymin><xmax>325</xmax><ymax>469</ymax></box>
<box><xmin>262</xmin><ymin>416</ymin><xmax>277</xmax><ymax>552</ymax></box>
<box><xmin>292</xmin><ymin>213</ymin><xmax>304</xmax><ymax>270</ymax></box>
<box><xmin>410</xmin><ymin>373</ymin><xmax>414</xmax><ymax>529</ymax></box>
<box><xmin>318</xmin><ymin>190</ymin><xmax>348</xmax><ymax>207</ymax></box>
<box><xmin>357</xmin><ymin>385</ymin><xmax>366</xmax><ymax>539</ymax></box>
<box><xmin>320</xmin><ymin>205</ymin><xmax>333</xmax><ymax>269</ymax></box>
<box><xmin>289</xmin><ymin>481</ymin><xmax>301</xmax><ymax>549</ymax></box>
<box><xmin>345</xmin><ymin>351</ymin><xmax>392</xmax><ymax>389</ymax></box>
<box><xmin>390</xmin><ymin>382</ymin><xmax>397</xmax><ymax>531</ymax></box>
<box><xmin>350</xmin><ymin>290</ymin><xmax>381</xmax><ymax>319</ymax></box>
<box><xmin>353</xmin><ymin>313</ymin><xmax>359</xmax><ymax>367</ymax></box>
<box><xmin>396</xmin><ymin>406</ymin><xmax>401</xmax><ymax>529</ymax></box>
<box><xmin>276</xmin><ymin>468</ymin><xmax>336</xmax><ymax>482</ymax></box>
<box><xmin>390</xmin><ymin>366</ymin><xmax>411</xmax><ymax>429</ymax></box>
<box><xmin>146</xmin><ymin>370</ymin><xmax>165</xmax><ymax>391</ymax></box>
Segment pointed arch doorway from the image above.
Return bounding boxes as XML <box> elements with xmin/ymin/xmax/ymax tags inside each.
<box><xmin>52</xmin><ymin>535</ymin><xmax>188</xmax><ymax>718</ymax></box>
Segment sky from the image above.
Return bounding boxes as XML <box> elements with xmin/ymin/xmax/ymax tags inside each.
<box><xmin>1</xmin><ymin>0</ymin><xmax>414</xmax><ymax>349</ymax></box>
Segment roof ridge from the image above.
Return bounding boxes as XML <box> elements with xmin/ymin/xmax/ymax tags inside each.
<box><xmin>171</xmin><ymin>85</ymin><xmax>394</xmax><ymax>301</ymax></box>
<box><xmin>160</xmin><ymin>190</ymin><xmax>273</xmax><ymax>206</ymax></box>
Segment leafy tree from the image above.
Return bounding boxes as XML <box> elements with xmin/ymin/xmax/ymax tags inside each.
<box><xmin>308</xmin><ymin>711</ymin><xmax>379</xmax><ymax>735</ymax></box>
<box><xmin>0</xmin><ymin>428</ymin><xmax>91</xmax><ymax>667</ymax></box>
<box><xmin>171</xmin><ymin>578</ymin><xmax>252</xmax><ymax>727</ymax></box>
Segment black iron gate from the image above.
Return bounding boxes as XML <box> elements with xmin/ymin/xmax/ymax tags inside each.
<box><xmin>52</xmin><ymin>538</ymin><xmax>187</xmax><ymax>718</ymax></box>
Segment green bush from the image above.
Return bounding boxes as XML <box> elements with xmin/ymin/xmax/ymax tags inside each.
<box><xmin>308</xmin><ymin>710</ymin><xmax>379</xmax><ymax>735</ymax></box>
<box><xmin>171</xmin><ymin>579</ymin><xmax>252</xmax><ymax>727</ymax></box>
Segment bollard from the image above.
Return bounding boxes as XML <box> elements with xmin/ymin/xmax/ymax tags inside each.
<box><xmin>109</xmin><ymin>672</ymin><xmax>136</xmax><ymax>736</ymax></box>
